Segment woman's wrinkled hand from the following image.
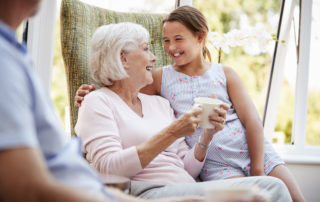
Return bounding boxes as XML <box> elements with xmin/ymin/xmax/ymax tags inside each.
<box><xmin>167</xmin><ymin>107</ymin><xmax>202</xmax><ymax>139</ymax></box>
<box><xmin>74</xmin><ymin>84</ymin><xmax>95</xmax><ymax>107</ymax></box>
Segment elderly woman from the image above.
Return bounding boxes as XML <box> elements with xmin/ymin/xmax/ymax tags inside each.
<box><xmin>75</xmin><ymin>22</ymin><xmax>291</xmax><ymax>201</ymax></box>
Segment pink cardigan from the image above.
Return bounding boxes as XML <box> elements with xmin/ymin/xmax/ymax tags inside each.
<box><xmin>75</xmin><ymin>87</ymin><xmax>204</xmax><ymax>185</ymax></box>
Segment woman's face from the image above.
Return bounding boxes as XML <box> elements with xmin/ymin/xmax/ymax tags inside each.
<box><xmin>163</xmin><ymin>21</ymin><xmax>203</xmax><ymax>67</ymax></box>
<box><xmin>124</xmin><ymin>42</ymin><xmax>156</xmax><ymax>87</ymax></box>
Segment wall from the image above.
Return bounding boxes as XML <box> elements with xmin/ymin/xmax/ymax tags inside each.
<box><xmin>287</xmin><ymin>163</ymin><xmax>320</xmax><ymax>202</ymax></box>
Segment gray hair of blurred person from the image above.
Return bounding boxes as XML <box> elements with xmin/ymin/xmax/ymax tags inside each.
<box><xmin>89</xmin><ymin>22</ymin><xmax>150</xmax><ymax>86</ymax></box>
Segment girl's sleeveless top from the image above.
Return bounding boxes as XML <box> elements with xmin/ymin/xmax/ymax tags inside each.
<box><xmin>160</xmin><ymin>63</ymin><xmax>239</xmax><ymax>146</ymax></box>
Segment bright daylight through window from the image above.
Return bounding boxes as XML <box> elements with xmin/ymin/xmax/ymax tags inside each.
<box><xmin>194</xmin><ymin>0</ymin><xmax>320</xmax><ymax>148</ymax></box>
<box><xmin>51</xmin><ymin>0</ymin><xmax>320</xmax><ymax>150</ymax></box>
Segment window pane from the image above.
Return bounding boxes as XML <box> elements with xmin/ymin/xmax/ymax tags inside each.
<box><xmin>272</xmin><ymin>3</ymin><xmax>301</xmax><ymax>145</ymax></box>
<box><xmin>193</xmin><ymin>0</ymin><xmax>281</xmax><ymax>118</ymax></box>
<box><xmin>16</xmin><ymin>24</ymin><xmax>24</xmax><ymax>43</ymax></box>
<box><xmin>273</xmin><ymin>28</ymin><xmax>298</xmax><ymax>144</ymax></box>
<box><xmin>16</xmin><ymin>21</ymin><xmax>28</xmax><ymax>43</ymax></box>
<box><xmin>306</xmin><ymin>0</ymin><xmax>320</xmax><ymax>146</ymax></box>
<box><xmin>51</xmin><ymin>6</ymin><xmax>68</xmax><ymax>131</ymax></box>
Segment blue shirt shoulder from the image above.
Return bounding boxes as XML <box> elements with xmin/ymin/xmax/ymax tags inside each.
<box><xmin>0</xmin><ymin>21</ymin><xmax>114</xmax><ymax>200</ymax></box>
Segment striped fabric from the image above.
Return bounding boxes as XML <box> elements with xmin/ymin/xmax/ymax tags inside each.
<box><xmin>60</xmin><ymin>0</ymin><xmax>171</xmax><ymax>135</ymax></box>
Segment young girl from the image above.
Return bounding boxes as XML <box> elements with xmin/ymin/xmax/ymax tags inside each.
<box><xmin>76</xmin><ymin>6</ymin><xmax>305</xmax><ymax>202</ymax></box>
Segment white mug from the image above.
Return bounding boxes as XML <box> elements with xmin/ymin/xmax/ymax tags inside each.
<box><xmin>193</xmin><ymin>97</ymin><xmax>226</xmax><ymax>129</ymax></box>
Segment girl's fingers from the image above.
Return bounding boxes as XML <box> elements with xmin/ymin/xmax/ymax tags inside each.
<box><xmin>89</xmin><ymin>84</ymin><xmax>96</xmax><ymax>91</ymax></box>
<box><xmin>213</xmin><ymin>107</ymin><xmax>227</xmax><ymax>119</ymax></box>
<box><xmin>77</xmin><ymin>90</ymin><xmax>89</xmax><ymax>96</ymax></box>
<box><xmin>208</xmin><ymin>116</ymin><xmax>225</xmax><ymax>124</ymax></box>
<box><xmin>75</xmin><ymin>84</ymin><xmax>95</xmax><ymax>107</ymax></box>
<box><xmin>79</xmin><ymin>84</ymin><xmax>91</xmax><ymax>90</ymax></box>
<box><xmin>75</xmin><ymin>95</ymin><xmax>83</xmax><ymax>101</ymax></box>
<box><xmin>74</xmin><ymin>95</ymin><xmax>83</xmax><ymax>106</ymax></box>
<box><xmin>220</xmin><ymin>103</ymin><xmax>230</xmax><ymax>111</ymax></box>
<box><xmin>213</xmin><ymin>121</ymin><xmax>225</xmax><ymax>130</ymax></box>
<box><xmin>77</xmin><ymin>84</ymin><xmax>95</xmax><ymax>94</ymax></box>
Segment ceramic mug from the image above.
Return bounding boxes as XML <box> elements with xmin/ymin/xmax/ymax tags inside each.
<box><xmin>193</xmin><ymin>97</ymin><xmax>226</xmax><ymax>129</ymax></box>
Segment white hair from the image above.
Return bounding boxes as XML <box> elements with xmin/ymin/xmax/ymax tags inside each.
<box><xmin>89</xmin><ymin>22</ymin><xmax>150</xmax><ymax>86</ymax></box>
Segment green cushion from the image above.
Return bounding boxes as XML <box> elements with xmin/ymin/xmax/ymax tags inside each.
<box><xmin>61</xmin><ymin>0</ymin><xmax>171</xmax><ymax>135</ymax></box>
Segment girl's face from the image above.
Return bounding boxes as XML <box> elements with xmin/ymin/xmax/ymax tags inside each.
<box><xmin>163</xmin><ymin>21</ymin><xmax>203</xmax><ymax>67</ymax></box>
<box><xmin>123</xmin><ymin>42</ymin><xmax>156</xmax><ymax>87</ymax></box>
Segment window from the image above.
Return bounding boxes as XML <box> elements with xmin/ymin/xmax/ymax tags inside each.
<box><xmin>260</xmin><ymin>0</ymin><xmax>320</xmax><ymax>161</ymax></box>
<box><xmin>272</xmin><ymin>2</ymin><xmax>300</xmax><ymax>145</ymax></box>
<box><xmin>306</xmin><ymin>1</ymin><xmax>320</xmax><ymax>146</ymax></box>
<box><xmin>16</xmin><ymin>23</ymin><xmax>26</xmax><ymax>43</ymax></box>
<box><xmin>194</xmin><ymin>0</ymin><xmax>282</xmax><ymax>129</ymax></box>
<box><xmin>272</xmin><ymin>1</ymin><xmax>320</xmax><ymax>147</ymax></box>
<box><xmin>193</xmin><ymin>0</ymin><xmax>281</xmax><ymax>119</ymax></box>
<box><xmin>194</xmin><ymin>0</ymin><xmax>320</xmax><ymax>161</ymax></box>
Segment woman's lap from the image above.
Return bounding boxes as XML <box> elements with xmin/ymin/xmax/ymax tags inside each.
<box><xmin>130</xmin><ymin>176</ymin><xmax>291</xmax><ymax>202</ymax></box>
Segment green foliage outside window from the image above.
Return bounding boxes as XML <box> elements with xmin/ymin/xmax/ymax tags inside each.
<box><xmin>51</xmin><ymin>0</ymin><xmax>320</xmax><ymax>145</ymax></box>
<box><xmin>194</xmin><ymin>0</ymin><xmax>320</xmax><ymax>145</ymax></box>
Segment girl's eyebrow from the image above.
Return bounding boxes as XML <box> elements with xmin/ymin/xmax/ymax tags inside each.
<box><xmin>163</xmin><ymin>34</ymin><xmax>183</xmax><ymax>39</ymax></box>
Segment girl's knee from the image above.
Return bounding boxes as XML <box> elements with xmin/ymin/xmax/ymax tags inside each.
<box><xmin>250</xmin><ymin>176</ymin><xmax>288</xmax><ymax>192</ymax></box>
<box><xmin>263</xmin><ymin>176</ymin><xmax>292</xmax><ymax>201</ymax></box>
<box><xmin>267</xmin><ymin>176</ymin><xmax>287</xmax><ymax>189</ymax></box>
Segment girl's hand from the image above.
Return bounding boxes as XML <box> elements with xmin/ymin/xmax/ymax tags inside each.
<box><xmin>198</xmin><ymin>103</ymin><xmax>230</xmax><ymax>147</ymax></box>
<box><xmin>167</xmin><ymin>107</ymin><xmax>202</xmax><ymax>139</ymax></box>
<box><xmin>74</xmin><ymin>84</ymin><xmax>95</xmax><ymax>107</ymax></box>
<box><xmin>204</xmin><ymin>93</ymin><xmax>229</xmax><ymax>134</ymax></box>
<box><xmin>206</xmin><ymin>103</ymin><xmax>230</xmax><ymax>134</ymax></box>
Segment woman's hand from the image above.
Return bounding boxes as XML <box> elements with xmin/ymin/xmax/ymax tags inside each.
<box><xmin>137</xmin><ymin>107</ymin><xmax>202</xmax><ymax>168</ymax></box>
<box><xmin>74</xmin><ymin>84</ymin><xmax>95</xmax><ymax>107</ymax></box>
<box><xmin>167</xmin><ymin>107</ymin><xmax>202</xmax><ymax>139</ymax></box>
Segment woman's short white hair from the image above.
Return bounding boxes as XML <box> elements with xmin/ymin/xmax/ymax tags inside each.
<box><xmin>89</xmin><ymin>22</ymin><xmax>150</xmax><ymax>86</ymax></box>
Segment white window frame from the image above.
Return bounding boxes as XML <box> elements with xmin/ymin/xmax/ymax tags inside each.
<box><xmin>27</xmin><ymin>0</ymin><xmax>57</xmax><ymax>95</ymax></box>
<box><xmin>263</xmin><ymin>0</ymin><xmax>320</xmax><ymax>163</ymax></box>
<box><xmin>176</xmin><ymin>0</ymin><xmax>192</xmax><ymax>7</ymax></box>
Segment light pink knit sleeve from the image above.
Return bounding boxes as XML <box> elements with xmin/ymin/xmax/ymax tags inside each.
<box><xmin>176</xmin><ymin>139</ymin><xmax>204</xmax><ymax>179</ymax></box>
<box><xmin>165</xmin><ymin>102</ymin><xmax>204</xmax><ymax>179</ymax></box>
<box><xmin>75</xmin><ymin>93</ymin><xmax>143</xmax><ymax>180</ymax></box>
